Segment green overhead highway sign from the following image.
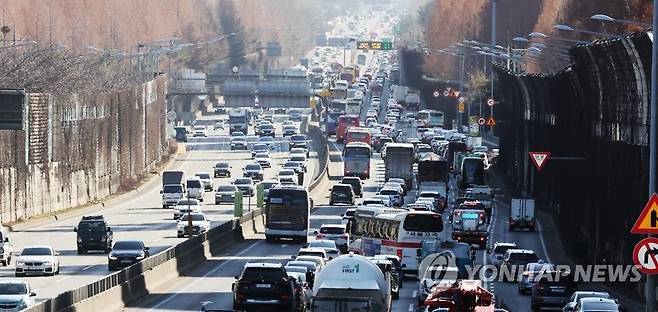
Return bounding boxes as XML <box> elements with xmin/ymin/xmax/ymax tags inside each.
<box><xmin>357</xmin><ymin>41</ymin><xmax>394</xmax><ymax>50</ymax></box>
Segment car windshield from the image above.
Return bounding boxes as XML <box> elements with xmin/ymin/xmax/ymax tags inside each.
<box><xmin>217</xmin><ymin>185</ymin><xmax>237</xmax><ymax>192</ymax></box>
<box><xmin>260</xmin><ymin>124</ymin><xmax>273</xmax><ymax>130</ymax></box>
<box><xmin>379</xmin><ymin>189</ymin><xmax>397</xmax><ymax>196</ymax></box>
<box><xmin>177</xmin><ymin>199</ymin><xmax>198</xmax><ymax>206</ymax></box>
<box><xmin>235</xmin><ymin>179</ymin><xmax>252</xmax><ymax>185</ymax></box>
<box><xmin>509</xmin><ymin>252</ymin><xmax>539</xmax><ymax>263</ymax></box>
<box><xmin>242</xmin><ymin>268</ymin><xmax>283</xmax><ymax>280</ymax></box>
<box><xmin>245</xmin><ymin>164</ymin><xmax>261</xmax><ymax>170</ymax></box>
<box><xmin>79</xmin><ymin>221</ymin><xmax>105</xmax><ymax>232</ymax></box>
<box><xmin>333</xmin><ymin>185</ymin><xmax>351</xmax><ymax>193</ymax></box>
<box><xmin>260</xmin><ymin>137</ymin><xmax>274</xmax><ymax>142</ymax></box>
<box><xmin>285</xmin><ymin>162</ymin><xmax>300</xmax><ymax>168</ymax></box>
<box><xmin>187</xmin><ymin>180</ymin><xmax>201</xmax><ymax>188</ymax></box>
<box><xmin>291</xmin><ymin>156</ymin><xmax>306</xmax><ymax>162</ymax></box>
<box><xmin>21</xmin><ymin>247</ymin><xmax>52</xmax><ymax>256</ymax></box>
<box><xmin>0</xmin><ymin>283</ymin><xmax>27</xmax><ymax>295</ymax></box>
<box><xmin>309</xmin><ymin>241</ymin><xmax>336</xmax><ymax>249</ymax></box>
<box><xmin>279</xmin><ymin>170</ymin><xmax>294</xmax><ymax>176</ymax></box>
<box><xmin>285</xmin><ymin>266</ymin><xmax>307</xmax><ymax>273</ymax></box>
<box><xmin>196</xmin><ymin>173</ymin><xmax>211</xmax><ymax>179</ymax></box>
<box><xmin>291</xmin><ymin>135</ymin><xmax>306</xmax><ymax>142</ymax></box>
<box><xmin>215</xmin><ymin>163</ymin><xmax>229</xmax><ymax>168</ymax></box>
<box><xmin>254</xmin><ymin>144</ymin><xmax>268</xmax><ymax>151</ymax></box>
<box><xmin>320</xmin><ymin>227</ymin><xmax>345</xmax><ymax>234</ymax></box>
<box><xmin>180</xmin><ymin>214</ymin><xmax>206</xmax><ymax>221</ymax></box>
<box><xmin>255</xmin><ymin>153</ymin><xmax>269</xmax><ymax>158</ymax></box>
<box><xmin>163</xmin><ymin>185</ymin><xmax>183</xmax><ymax>193</ymax></box>
<box><xmin>261</xmin><ymin>182</ymin><xmax>278</xmax><ymax>189</ymax></box>
<box><xmin>113</xmin><ymin>241</ymin><xmax>143</xmax><ymax>250</ymax></box>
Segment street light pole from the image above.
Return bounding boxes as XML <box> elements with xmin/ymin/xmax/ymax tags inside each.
<box><xmin>647</xmin><ymin>2</ymin><xmax>658</xmax><ymax>310</ymax></box>
<box><xmin>490</xmin><ymin>0</ymin><xmax>497</xmax><ymax>118</ymax></box>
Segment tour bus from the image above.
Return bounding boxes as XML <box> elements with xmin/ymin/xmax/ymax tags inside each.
<box><xmin>264</xmin><ymin>185</ymin><xmax>313</xmax><ymax>243</ymax></box>
<box><xmin>343</xmin><ymin>142</ymin><xmax>372</xmax><ymax>179</ymax></box>
<box><xmin>337</xmin><ymin>115</ymin><xmax>360</xmax><ymax>143</ymax></box>
<box><xmin>326</xmin><ymin>111</ymin><xmax>342</xmax><ymax>136</ymax></box>
<box><xmin>345</xmin><ymin>127</ymin><xmax>372</xmax><ymax>146</ymax></box>
<box><xmin>351</xmin><ymin>207</ymin><xmax>445</xmax><ymax>274</ymax></box>
<box><xmin>417</xmin><ymin>110</ymin><xmax>445</xmax><ymax>128</ymax></box>
<box><xmin>346</xmin><ymin>98</ymin><xmax>362</xmax><ymax>116</ymax></box>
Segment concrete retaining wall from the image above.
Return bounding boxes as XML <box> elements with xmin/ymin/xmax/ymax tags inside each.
<box><xmin>0</xmin><ymin>76</ymin><xmax>168</xmax><ymax>223</ymax></box>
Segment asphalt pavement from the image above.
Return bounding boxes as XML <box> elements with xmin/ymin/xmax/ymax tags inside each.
<box><xmin>3</xmin><ymin>114</ymin><xmax>318</xmax><ymax>302</ymax></box>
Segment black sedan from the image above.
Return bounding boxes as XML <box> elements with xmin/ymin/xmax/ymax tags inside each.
<box><xmin>214</xmin><ymin>162</ymin><xmax>231</xmax><ymax>178</ymax></box>
<box><xmin>108</xmin><ymin>240</ymin><xmax>150</xmax><ymax>271</ymax></box>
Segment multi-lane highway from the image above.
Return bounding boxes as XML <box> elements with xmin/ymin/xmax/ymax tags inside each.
<box><xmin>2</xmin><ymin>114</ymin><xmax>320</xmax><ymax>302</ymax></box>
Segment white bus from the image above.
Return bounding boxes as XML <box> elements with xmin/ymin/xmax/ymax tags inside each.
<box><xmin>351</xmin><ymin>208</ymin><xmax>444</xmax><ymax>274</ymax></box>
<box><xmin>265</xmin><ymin>185</ymin><xmax>313</xmax><ymax>243</ymax></box>
<box><xmin>417</xmin><ymin>110</ymin><xmax>445</xmax><ymax>128</ymax></box>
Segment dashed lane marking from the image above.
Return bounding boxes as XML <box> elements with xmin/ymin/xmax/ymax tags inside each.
<box><xmin>408</xmin><ymin>303</ymin><xmax>414</xmax><ymax>312</ymax></box>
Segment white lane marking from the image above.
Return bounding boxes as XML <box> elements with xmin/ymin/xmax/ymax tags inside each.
<box><xmin>81</xmin><ymin>265</ymin><xmax>93</xmax><ymax>271</ymax></box>
<box><xmin>412</xmin><ymin>290</ymin><xmax>417</xmax><ymax>298</ymax></box>
<box><xmin>536</xmin><ymin>220</ymin><xmax>552</xmax><ymax>263</ymax></box>
<box><xmin>281</xmin><ymin>244</ymin><xmax>288</xmax><ymax>248</ymax></box>
<box><xmin>146</xmin><ymin>240</ymin><xmax>263</xmax><ymax>311</ymax></box>
<box><xmin>408</xmin><ymin>303</ymin><xmax>414</xmax><ymax>312</ymax></box>
<box><xmin>56</xmin><ymin>276</ymin><xmax>70</xmax><ymax>282</ymax></box>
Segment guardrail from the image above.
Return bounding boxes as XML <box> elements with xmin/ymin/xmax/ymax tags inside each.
<box><xmin>24</xmin><ymin>209</ymin><xmax>263</xmax><ymax>312</ymax></box>
<box><xmin>307</xmin><ymin>124</ymin><xmax>329</xmax><ymax>192</ymax></box>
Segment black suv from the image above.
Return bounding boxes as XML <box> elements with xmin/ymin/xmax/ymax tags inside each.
<box><xmin>74</xmin><ymin>215</ymin><xmax>113</xmax><ymax>254</ymax></box>
<box><xmin>330</xmin><ymin>184</ymin><xmax>355</xmax><ymax>206</ymax></box>
<box><xmin>341</xmin><ymin>176</ymin><xmax>363</xmax><ymax>197</ymax></box>
<box><xmin>531</xmin><ymin>271</ymin><xmax>576</xmax><ymax>311</ymax></box>
<box><xmin>233</xmin><ymin>263</ymin><xmax>296</xmax><ymax>312</ymax></box>
<box><xmin>214</xmin><ymin>162</ymin><xmax>231</xmax><ymax>178</ymax></box>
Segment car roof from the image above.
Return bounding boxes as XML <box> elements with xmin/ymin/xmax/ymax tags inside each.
<box><xmin>299</xmin><ymin>247</ymin><xmax>327</xmax><ymax>253</ymax></box>
<box><xmin>494</xmin><ymin>242</ymin><xmax>518</xmax><ymax>247</ymax></box>
<box><xmin>23</xmin><ymin>245</ymin><xmax>53</xmax><ymax>249</ymax></box>
<box><xmin>245</xmin><ymin>262</ymin><xmax>283</xmax><ymax>269</ymax></box>
<box><xmin>0</xmin><ymin>279</ymin><xmax>28</xmax><ymax>285</ymax></box>
<box><xmin>114</xmin><ymin>240</ymin><xmax>144</xmax><ymax>244</ymax></box>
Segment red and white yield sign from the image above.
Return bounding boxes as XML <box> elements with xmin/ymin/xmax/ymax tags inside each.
<box><xmin>529</xmin><ymin>152</ymin><xmax>551</xmax><ymax>171</ymax></box>
<box><xmin>633</xmin><ymin>237</ymin><xmax>658</xmax><ymax>275</ymax></box>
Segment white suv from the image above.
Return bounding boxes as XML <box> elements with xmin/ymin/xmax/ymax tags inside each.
<box><xmin>315</xmin><ymin>224</ymin><xmax>350</xmax><ymax>253</ymax></box>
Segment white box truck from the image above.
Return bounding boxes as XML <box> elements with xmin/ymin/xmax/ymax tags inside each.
<box><xmin>310</xmin><ymin>253</ymin><xmax>391</xmax><ymax>312</ymax></box>
<box><xmin>509</xmin><ymin>198</ymin><xmax>536</xmax><ymax>231</ymax></box>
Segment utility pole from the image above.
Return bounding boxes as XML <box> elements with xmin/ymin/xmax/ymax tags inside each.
<box><xmin>647</xmin><ymin>1</ymin><xmax>658</xmax><ymax>310</ymax></box>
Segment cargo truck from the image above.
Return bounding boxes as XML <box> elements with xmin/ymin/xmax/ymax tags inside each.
<box><xmin>382</xmin><ymin>143</ymin><xmax>415</xmax><ymax>190</ymax></box>
<box><xmin>404</xmin><ymin>90</ymin><xmax>421</xmax><ymax>110</ymax></box>
<box><xmin>161</xmin><ymin>170</ymin><xmax>186</xmax><ymax>209</ymax></box>
<box><xmin>509</xmin><ymin>198</ymin><xmax>536</xmax><ymax>231</ymax></box>
<box><xmin>310</xmin><ymin>253</ymin><xmax>391</xmax><ymax>312</ymax></box>
<box><xmin>228</xmin><ymin>109</ymin><xmax>248</xmax><ymax>134</ymax></box>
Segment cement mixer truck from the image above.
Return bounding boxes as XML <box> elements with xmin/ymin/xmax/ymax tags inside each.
<box><xmin>309</xmin><ymin>253</ymin><xmax>391</xmax><ymax>312</ymax></box>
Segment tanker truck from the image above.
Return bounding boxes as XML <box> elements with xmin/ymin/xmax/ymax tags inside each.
<box><xmin>310</xmin><ymin>253</ymin><xmax>391</xmax><ymax>312</ymax></box>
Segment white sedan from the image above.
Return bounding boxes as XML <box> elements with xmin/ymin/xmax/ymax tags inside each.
<box><xmin>254</xmin><ymin>152</ymin><xmax>272</xmax><ymax>168</ymax></box>
<box><xmin>15</xmin><ymin>246</ymin><xmax>60</xmax><ymax>277</ymax></box>
<box><xmin>177</xmin><ymin>213</ymin><xmax>211</xmax><ymax>237</ymax></box>
<box><xmin>278</xmin><ymin>169</ymin><xmax>297</xmax><ymax>183</ymax></box>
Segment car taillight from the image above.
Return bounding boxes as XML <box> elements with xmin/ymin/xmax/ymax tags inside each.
<box><xmin>535</xmin><ymin>282</ymin><xmax>546</xmax><ymax>292</ymax></box>
<box><xmin>340</xmin><ymin>234</ymin><xmax>348</xmax><ymax>239</ymax></box>
<box><xmin>396</xmin><ymin>249</ymin><xmax>403</xmax><ymax>258</ymax></box>
<box><xmin>316</xmin><ymin>234</ymin><xmax>325</xmax><ymax>239</ymax></box>
<box><xmin>237</xmin><ymin>294</ymin><xmax>246</xmax><ymax>301</ymax></box>
<box><xmin>281</xmin><ymin>294</ymin><xmax>290</xmax><ymax>301</ymax></box>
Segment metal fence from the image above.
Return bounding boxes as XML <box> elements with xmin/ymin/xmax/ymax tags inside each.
<box><xmin>494</xmin><ymin>30</ymin><xmax>652</xmax><ymax>295</ymax></box>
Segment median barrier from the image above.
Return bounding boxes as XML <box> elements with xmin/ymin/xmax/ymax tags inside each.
<box><xmin>23</xmin><ymin>209</ymin><xmax>264</xmax><ymax>312</ymax></box>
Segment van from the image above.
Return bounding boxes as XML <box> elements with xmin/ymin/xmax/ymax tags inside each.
<box><xmin>186</xmin><ymin>177</ymin><xmax>204</xmax><ymax>201</ymax></box>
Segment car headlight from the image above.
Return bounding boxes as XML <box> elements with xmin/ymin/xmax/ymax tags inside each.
<box><xmin>136</xmin><ymin>254</ymin><xmax>145</xmax><ymax>260</ymax></box>
<box><xmin>108</xmin><ymin>254</ymin><xmax>118</xmax><ymax>260</ymax></box>
<box><xmin>15</xmin><ymin>261</ymin><xmax>24</xmax><ymax>266</ymax></box>
<box><xmin>42</xmin><ymin>261</ymin><xmax>52</xmax><ymax>265</ymax></box>
<box><xmin>177</xmin><ymin>224</ymin><xmax>184</xmax><ymax>229</ymax></box>
<box><xmin>77</xmin><ymin>237</ymin><xmax>82</xmax><ymax>243</ymax></box>
<box><xmin>15</xmin><ymin>300</ymin><xmax>26</xmax><ymax>309</ymax></box>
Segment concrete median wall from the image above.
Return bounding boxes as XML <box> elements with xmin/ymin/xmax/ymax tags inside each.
<box><xmin>0</xmin><ymin>76</ymin><xmax>169</xmax><ymax>223</ymax></box>
<box><xmin>24</xmin><ymin>209</ymin><xmax>264</xmax><ymax>312</ymax></box>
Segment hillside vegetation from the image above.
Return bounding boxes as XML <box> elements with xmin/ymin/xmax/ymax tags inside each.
<box><xmin>422</xmin><ymin>0</ymin><xmax>652</xmax><ymax>77</ymax></box>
